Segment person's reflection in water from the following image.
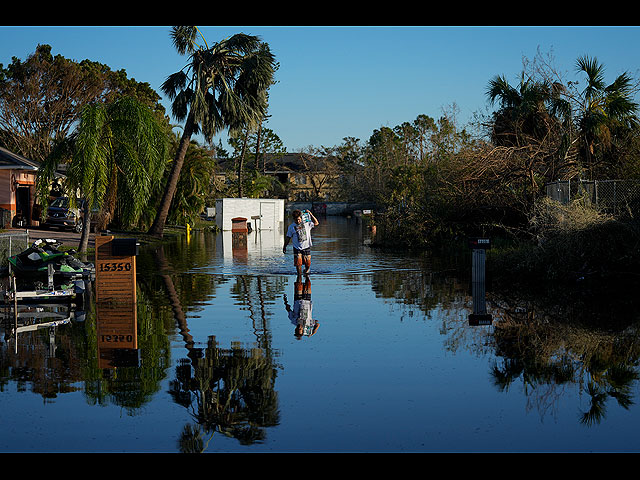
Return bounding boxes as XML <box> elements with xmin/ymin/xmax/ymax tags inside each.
<box><xmin>284</xmin><ymin>274</ymin><xmax>319</xmax><ymax>339</ymax></box>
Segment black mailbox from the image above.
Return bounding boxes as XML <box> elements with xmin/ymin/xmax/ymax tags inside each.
<box><xmin>111</xmin><ymin>238</ymin><xmax>139</xmax><ymax>256</ymax></box>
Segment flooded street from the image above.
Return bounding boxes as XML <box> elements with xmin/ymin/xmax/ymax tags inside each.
<box><xmin>2</xmin><ymin>216</ymin><xmax>640</xmax><ymax>452</ymax></box>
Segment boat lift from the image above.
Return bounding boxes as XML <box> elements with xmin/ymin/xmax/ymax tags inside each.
<box><xmin>2</xmin><ymin>262</ymin><xmax>86</xmax><ymax>349</ymax></box>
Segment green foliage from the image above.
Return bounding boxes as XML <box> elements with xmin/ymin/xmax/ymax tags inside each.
<box><xmin>160</xmin><ymin>28</ymin><xmax>277</xmax><ymax>141</ymax></box>
<box><xmin>0</xmin><ymin>44</ymin><xmax>165</xmax><ymax>163</ymax></box>
<box><xmin>486</xmin><ymin>72</ymin><xmax>571</xmax><ymax>147</ymax></box>
<box><xmin>242</xmin><ymin>169</ymin><xmax>280</xmax><ymax>198</ymax></box>
<box><xmin>37</xmin><ymin>96</ymin><xmax>168</xmax><ymax>231</ymax></box>
<box><xmin>228</xmin><ymin>126</ymin><xmax>286</xmax><ymax>162</ymax></box>
<box><xmin>165</xmin><ymin>136</ymin><xmax>216</xmax><ymax>226</ymax></box>
<box><xmin>573</xmin><ymin>55</ymin><xmax>640</xmax><ymax>177</ymax></box>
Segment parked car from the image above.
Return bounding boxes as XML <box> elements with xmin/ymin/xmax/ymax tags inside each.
<box><xmin>42</xmin><ymin>197</ymin><xmax>88</xmax><ymax>233</ymax></box>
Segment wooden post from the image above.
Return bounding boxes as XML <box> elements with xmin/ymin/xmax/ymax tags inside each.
<box><xmin>95</xmin><ymin>235</ymin><xmax>137</xmax><ymax>304</ymax></box>
<box><xmin>94</xmin><ymin>235</ymin><xmax>139</xmax><ymax>368</ymax></box>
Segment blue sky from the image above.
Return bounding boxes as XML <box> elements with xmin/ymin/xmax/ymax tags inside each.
<box><xmin>2</xmin><ymin>26</ymin><xmax>640</xmax><ymax>152</ymax></box>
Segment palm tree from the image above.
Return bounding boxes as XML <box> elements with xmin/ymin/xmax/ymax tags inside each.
<box><xmin>37</xmin><ymin>96</ymin><xmax>167</xmax><ymax>253</ymax></box>
<box><xmin>148</xmin><ymin>26</ymin><xmax>277</xmax><ymax>238</ymax></box>
<box><xmin>574</xmin><ymin>55</ymin><xmax>639</xmax><ymax>176</ymax></box>
<box><xmin>164</xmin><ymin>131</ymin><xmax>216</xmax><ymax>226</ymax></box>
<box><xmin>486</xmin><ymin>73</ymin><xmax>571</xmax><ymax>147</ymax></box>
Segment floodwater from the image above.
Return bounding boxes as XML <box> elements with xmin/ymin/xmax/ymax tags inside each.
<box><xmin>2</xmin><ymin>216</ymin><xmax>640</xmax><ymax>453</ymax></box>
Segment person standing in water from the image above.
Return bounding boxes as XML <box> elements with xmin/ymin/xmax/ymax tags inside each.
<box><xmin>283</xmin><ymin>209</ymin><xmax>319</xmax><ymax>275</ymax></box>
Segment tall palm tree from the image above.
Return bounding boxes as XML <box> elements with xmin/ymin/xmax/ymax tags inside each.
<box><xmin>38</xmin><ymin>96</ymin><xmax>167</xmax><ymax>252</ymax></box>
<box><xmin>148</xmin><ymin>26</ymin><xmax>277</xmax><ymax>238</ymax></box>
<box><xmin>574</xmin><ymin>55</ymin><xmax>639</xmax><ymax>176</ymax></box>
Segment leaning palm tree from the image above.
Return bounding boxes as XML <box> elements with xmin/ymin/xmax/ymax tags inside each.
<box><xmin>574</xmin><ymin>55</ymin><xmax>639</xmax><ymax>176</ymax></box>
<box><xmin>148</xmin><ymin>26</ymin><xmax>277</xmax><ymax>238</ymax></box>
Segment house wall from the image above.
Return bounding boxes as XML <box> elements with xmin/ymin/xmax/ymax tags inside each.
<box><xmin>0</xmin><ymin>171</ymin><xmax>12</xmax><ymax>212</ymax></box>
<box><xmin>215</xmin><ymin>198</ymin><xmax>285</xmax><ymax>232</ymax></box>
<box><xmin>286</xmin><ymin>201</ymin><xmax>377</xmax><ymax>216</ymax></box>
<box><xmin>0</xmin><ymin>169</ymin><xmax>38</xmax><ymax>228</ymax></box>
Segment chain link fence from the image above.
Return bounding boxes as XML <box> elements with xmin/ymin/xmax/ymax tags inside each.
<box><xmin>0</xmin><ymin>231</ymin><xmax>29</xmax><ymax>267</ymax></box>
<box><xmin>546</xmin><ymin>180</ymin><xmax>640</xmax><ymax>217</ymax></box>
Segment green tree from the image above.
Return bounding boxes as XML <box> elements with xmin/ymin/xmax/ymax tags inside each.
<box><xmin>573</xmin><ymin>55</ymin><xmax>639</xmax><ymax>177</ymax></box>
<box><xmin>0</xmin><ymin>44</ymin><xmax>164</xmax><ymax>163</ymax></box>
<box><xmin>486</xmin><ymin>72</ymin><xmax>571</xmax><ymax>148</ymax></box>
<box><xmin>165</xmin><ymin>132</ymin><xmax>216</xmax><ymax>226</ymax></box>
<box><xmin>228</xmin><ymin>125</ymin><xmax>285</xmax><ymax>172</ymax></box>
<box><xmin>148</xmin><ymin>26</ymin><xmax>277</xmax><ymax>237</ymax></box>
<box><xmin>38</xmin><ymin>96</ymin><xmax>167</xmax><ymax>252</ymax></box>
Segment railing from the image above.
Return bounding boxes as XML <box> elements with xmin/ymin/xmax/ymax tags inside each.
<box><xmin>0</xmin><ymin>231</ymin><xmax>29</xmax><ymax>267</ymax></box>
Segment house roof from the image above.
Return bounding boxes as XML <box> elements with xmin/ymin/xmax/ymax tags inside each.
<box><xmin>216</xmin><ymin>152</ymin><xmax>340</xmax><ymax>173</ymax></box>
<box><xmin>0</xmin><ymin>146</ymin><xmax>40</xmax><ymax>171</ymax></box>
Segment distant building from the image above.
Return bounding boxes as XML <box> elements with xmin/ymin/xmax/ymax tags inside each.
<box><xmin>216</xmin><ymin>152</ymin><xmax>353</xmax><ymax>201</ymax></box>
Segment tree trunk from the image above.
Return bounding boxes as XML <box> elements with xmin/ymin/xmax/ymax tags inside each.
<box><xmin>148</xmin><ymin>112</ymin><xmax>195</xmax><ymax>238</ymax></box>
<box><xmin>153</xmin><ymin>244</ymin><xmax>199</xmax><ymax>361</ymax></box>
<box><xmin>96</xmin><ymin>165</ymin><xmax>118</xmax><ymax>232</ymax></box>
<box><xmin>255</xmin><ymin>122</ymin><xmax>262</xmax><ymax>171</ymax></box>
<box><xmin>237</xmin><ymin>132</ymin><xmax>248</xmax><ymax>197</ymax></box>
<box><xmin>78</xmin><ymin>198</ymin><xmax>91</xmax><ymax>256</ymax></box>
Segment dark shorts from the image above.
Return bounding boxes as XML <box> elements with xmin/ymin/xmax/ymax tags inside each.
<box><xmin>293</xmin><ymin>247</ymin><xmax>311</xmax><ymax>267</ymax></box>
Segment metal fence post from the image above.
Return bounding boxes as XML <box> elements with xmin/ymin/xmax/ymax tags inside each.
<box><xmin>468</xmin><ymin>237</ymin><xmax>492</xmax><ymax>326</ymax></box>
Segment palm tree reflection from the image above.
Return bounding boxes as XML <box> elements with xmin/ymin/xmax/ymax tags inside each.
<box><xmin>152</xmin><ymin>244</ymin><xmax>280</xmax><ymax>450</ymax></box>
<box><xmin>490</xmin><ymin>303</ymin><xmax>640</xmax><ymax>427</ymax></box>
<box><xmin>171</xmin><ymin>336</ymin><xmax>280</xmax><ymax>450</ymax></box>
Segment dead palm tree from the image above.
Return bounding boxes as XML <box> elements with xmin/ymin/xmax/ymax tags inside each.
<box><xmin>148</xmin><ymin>26</ymin><xmax>277</xmax><ymax>237</ymax></box>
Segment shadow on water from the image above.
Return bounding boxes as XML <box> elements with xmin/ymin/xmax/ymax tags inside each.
<box><xmin>3</xmin><ymin>216</ymin><xmax>640</xmax><ymax>451</ymax></box>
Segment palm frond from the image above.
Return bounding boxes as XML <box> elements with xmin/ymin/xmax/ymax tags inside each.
<box><xmin>170</xmin><ymin>26</ymin><xmax>199</xmax><ymax>56</ymax></box>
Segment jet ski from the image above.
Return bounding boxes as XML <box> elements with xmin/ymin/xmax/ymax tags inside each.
<box><xmin>7</xmin><ymin>238</ymin><xmax>94</xmax><ymax>281</ymax></box>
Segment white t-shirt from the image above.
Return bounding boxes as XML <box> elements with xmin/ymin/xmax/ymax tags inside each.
<box><xmin>289</xmin><ymin>300</ymin><xmax>317</xmax><ymax>335</ymax></box>
<box><xmin>286</xmin><ymin>221</ymin><xmax>315</xmax><ymax>250</ymax></box>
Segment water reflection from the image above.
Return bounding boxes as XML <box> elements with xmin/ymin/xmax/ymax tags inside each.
<box><xmin>284</xmin><ymin>275</ymin><xmax>320</xmax><ymax>339</ymax></box>
<box><xmin>88</xmin><ymin>237</ymin><xmax>170</xmax><ymax>414</ymax></box>
<box><xmin>96</xmin><ymin>300</ymin><xmax>138</xmax><ymax>368</ymax></box>
<box><xmin>171</xmin><ymin>335</ymin><xmax>280</xmax><ymax>452</ymax></box>
<box><xmin>488</xmin><ymin>287</ymin><xmax>640</xmax><ymax>427</ymax></box>
<box><xmin>147</xmin><ymin>242</ymin><xmax>281</xmax><ymax>451</ymax></box>
<box><xmin>4</xmin><ymin>216</ymin><xmax>640</xmax><ymax>452</ymax></box>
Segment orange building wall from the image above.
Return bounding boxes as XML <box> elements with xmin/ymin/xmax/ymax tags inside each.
<box><xmin>0</xmin><ymin>169</ymin><xmax>38</xmax><ymax>227</ymax></box>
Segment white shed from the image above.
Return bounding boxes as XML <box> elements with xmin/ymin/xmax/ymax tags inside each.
<box><xmin>215</xmin><ymin>198</ymin><xmax>285</xmax><ymax>232</ymax></box>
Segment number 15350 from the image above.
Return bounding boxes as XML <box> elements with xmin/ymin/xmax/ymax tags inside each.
<box><xmin>99</xmin><ymin>262</ymin><xmax>132</xmax><ymax>272</ymax></box>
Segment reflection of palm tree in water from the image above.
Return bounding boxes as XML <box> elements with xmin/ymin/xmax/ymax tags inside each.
<box><xmin>284</xmin><ymin>275</ymin><xmax>319</xmax><ymax>339</ymax></box>
<box><xmin>490</xmin><ymin>313</ymin><xmax>640</xmax><ymax>427</ymax></box>
<box><xmin>152</xmin><ymin>245</ymin><xmax>280</xmax><ymax>451</ymax></box>
<box><xmin>153</xmin><ymin>245</ymin><xmax>198</xmax><ymax>360</ymax></box>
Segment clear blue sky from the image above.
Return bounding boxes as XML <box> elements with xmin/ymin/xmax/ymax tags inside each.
<box><xmin>2</xmin><ymin>26</ymin><xmax>640</xmax><ymax>152</ymax></box>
